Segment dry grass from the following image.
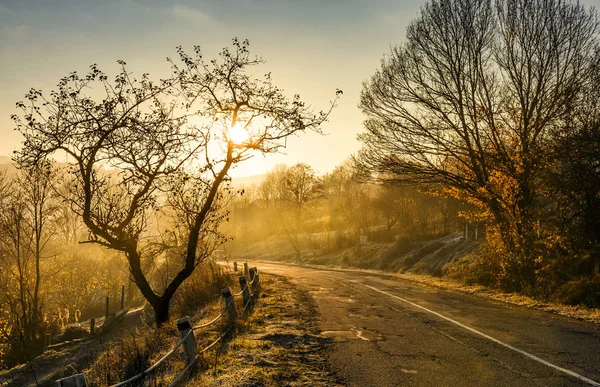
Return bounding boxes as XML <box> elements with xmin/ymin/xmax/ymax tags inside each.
<box><xmin>270</xmin><ymin>259</ymin><xmax>600</xmax><ymax>324</ymax></box>
<box><xmin>188</xmin><ymin>274</ymin><xmax>343</xmax><ymax>387</ymax></box>
<box><xmin>81</xmin><ymin>261</ymin><xmax>234</xmax><ymax>386</ymax></box>
<box><xmin>242</xmin><ymin>234</ymin><xmax>600</xmax><ymax>325</ymax></box>
<box><xmin>0</xmin><ymin>263</ymin><xmax>340</xmax><ymax>386</ymax></box>
<box><xmin>84</xmin><ymin>322</ymin><xmax>184</xmax><ymax>386</ymax></box>
<box><xmin>397</xmin><ymin>272</ymin><xmax>600</xmax><ymax>324</ymax></box>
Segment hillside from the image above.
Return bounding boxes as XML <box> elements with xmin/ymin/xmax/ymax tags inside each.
<box><xmin>229</xmin><ymin>232</ymin><xmax>480</xmax><ymax>278</ymax></box>
<box><xmin>0</xmin><ymin>156</ymin><xmax>16</xmax><ymax>175</ymax></box>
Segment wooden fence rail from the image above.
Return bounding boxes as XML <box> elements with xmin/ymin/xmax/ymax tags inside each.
<box><xmin>56</xmin><ymin>263</ymin><xmax>260</xmax><ymax>387</ymax></box>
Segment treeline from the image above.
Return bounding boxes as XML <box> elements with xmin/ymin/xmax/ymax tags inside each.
<box><xmin>5</xmin><ymin>39</ymin><xmax>337</xmax><ymax>369</ymax></box>
<box><xmin>356</xmin><ymin>0</ymin><xmax>600</xmax><ymax>304</ymax></box>
<box><xmin>225</xmin><ymin>161</ymin><xmax>466</xmax><ymax>256</ymax></box>
<box><xmin>0</xmin><ymin>162</ymin><xmax>229</xmax><ymax>368</ymax></box>
<box><xmin>0</xmin><ymin>166</ymin><xmax>133</xmax><ymax>368</ymax></box>
<box><xmin>229</xmin><ymin>0</ymin><xmax>600</xmax><ymax>308</ymax></box>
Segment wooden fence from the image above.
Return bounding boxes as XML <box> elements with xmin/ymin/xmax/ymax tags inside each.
<box><xmin>55</xmin><ymin>263</ymin><xmax>261</xmax><ymax>387</ymax></box>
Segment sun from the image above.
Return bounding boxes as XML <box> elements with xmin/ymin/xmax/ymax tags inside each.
<box><xmin>228</xmin><ymin>122</ymin><xmax>250</xmax><ymax>145</ymax></box>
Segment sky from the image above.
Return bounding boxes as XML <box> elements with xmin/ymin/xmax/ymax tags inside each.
<box><xmin>0</xmin><ymin>0</ymin><xmax>598</xmax><ymax>177</ymax></box>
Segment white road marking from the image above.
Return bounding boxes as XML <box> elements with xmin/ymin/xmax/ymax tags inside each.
<box><xmin>352</xmin><ymin>280</ymin><xmax>600</xmax><ymax>387</ymax></box>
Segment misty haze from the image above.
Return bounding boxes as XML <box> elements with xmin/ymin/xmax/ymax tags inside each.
<box><xmin>1</xmin><ymin>0</ymin><xmax>600</xmax><ymax>386</ymax></box>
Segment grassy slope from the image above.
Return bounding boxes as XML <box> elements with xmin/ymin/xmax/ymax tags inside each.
<box><xmin>231</xmin><ymin>236</ymin><xmax>600</xmax><ymax>324</ymax></box>
<box><xmin>0</xmin><ymin>271</ymin><xmax>341</xmax><ymax>386</ymax></box>
<box><xmin>230</xmin><ymin>233</ymin><xmax>480</xmax><ymax>276</ymax></box>
<box><xmin>189</xmin><ymin>274</ymin><xmax>343</xmax><ymax>386</ymax></box>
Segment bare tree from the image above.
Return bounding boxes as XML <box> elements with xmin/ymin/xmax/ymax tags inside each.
<box><xmin>547</xmin><ymin>45</ymin><xmax>600</xmax><ymax>246</ymax></box>
<box><xmin>323</xmin><ymin>161</ymin><xmax>376</xmax><ymax>236</ymax></box>
<box><xmin>0</xmin><ymin>164</ymin><xmax>55</xmax><ymax>354</ymax></box>
<box><xmin>282</xmin><ymin>163</ymin><xmax>320</xmax><ymax>210</ymax></box>
<box><xmin>14</xmin><ymin>38</ymin><xmax>339</xmax><ymax>324</ymax></box>
<box><xmin>358</xmin><ymin>0</ymin><xmax>598</xmax><ymax>253</ymax></box>
<box><xmin>373</xmin><ymin>185</ymin><xmax>415</xmax><ymax>232</ymax></box>
<box><xmin>281</xmin><ymin>163</ymin><xmax>320</xmax><ymax>257</ymax></box>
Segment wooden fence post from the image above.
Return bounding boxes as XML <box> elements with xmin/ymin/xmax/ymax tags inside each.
<box><xmin>249</xmin><ymin>268</ymin><xmax>258</xmax><ymax>297</ymax></box>
<box><xmin>221</xmin><ymin>288</ymin><xmax>236</xmax><ymax>327</ymax></box>
<box><xmin>55</xmin><ymin>373</ymin><xmax>87</xmax><ymax>387</ymax></box>
<box><xmin>233</xmin><ymin>262</ymin><xmax>238</xmax><ymax>272</ymax></box>
<box><xmin>44</xmin><ymin>333</ymin><xmax>51</xmax><ymax>347</ymax></box>
<box><xmin>120</xmin><ymin>284</ymin><xmax>125</xmax><ymax>310</ymax></box>
<box><xmin>253</xmin><ymin>268</ymin><xmax>260</xmax><ymax>296</ymax></box>
<box><xmin>176</xmin><ymin>316</ymin><xmax>197</xmax><ymax>365</ymax></box>
<box><xmin>239</xmin><ymin>276</ymin><xmax>251</xmax><ymax>309</ymax></box>
<box><xmin>244</xmin><ymin>262</ymin><xmax>249</xmax><ymax>278</ymax></box>
<box><xmin>105</xmin><ymin>296</ymin><xmax>109</xmax><ymax>318</ymax></box>
<box><xmin>90</xmin><ymin>318</ymin><xmax>95</xmax><ymax>335</ymax></box>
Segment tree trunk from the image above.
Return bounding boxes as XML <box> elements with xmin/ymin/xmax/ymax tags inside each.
<box><xmin>153</xmin><ymin>297</ymin><xmax>171</xmax><ymax>325</ymax></box>
<box><xmin>126</xmin><ymin>249</ymin><xmax>163</xmax><ymax>325</ymax></box>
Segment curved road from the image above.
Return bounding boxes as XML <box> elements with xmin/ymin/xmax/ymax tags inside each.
<box><xmin>251</xmin><ymin>261</ymin><xmax>600</xmax><ymax>386</ymax></box>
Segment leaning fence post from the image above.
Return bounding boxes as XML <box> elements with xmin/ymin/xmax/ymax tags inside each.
<box><xmin>176</xmin><ymin>316</ymin><xmax>197</xmax><ymax>365</ymax></box>
<box><xmin>221</xmin><ymin>288</ymin><xmax>236</xmax><ymax>327</ymax></box>
<box><xmin>244</xmin><ymin>262</ymin><xmax>249</xmax><ymax>278</ymax></box>
<box><xmin>55</xmin><ymin>373</ymin><xmax>87</xmax><ymax>387</ymax></box>
<box><xmin>90</xmin><ymin>318</ymin><xmax>95</xmax><ymax>336</ymax></box>
<box><xmin>254</xmin><ymin>268</ymin><xmax>260</xmax><ymax>296</ymax></box>
<box><xmin>239</xmin><ymin>276</ymin><xmax>251</xmax><ymax>310</ymax></box>
<box><xmin>233</xmin><ymin>262</ymin><xmax>238</xmax><ymax>272</ymax></box>
<box><xmin>249</xmin><ymin>268</ymin><xmax>257</xmax><ymax>297</ymax></box>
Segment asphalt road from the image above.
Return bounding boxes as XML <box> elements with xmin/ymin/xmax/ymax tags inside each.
<box><xmin>251</xmin><ymin>261</ymin><xmax>600</xmax><ymax>387</ymax></box>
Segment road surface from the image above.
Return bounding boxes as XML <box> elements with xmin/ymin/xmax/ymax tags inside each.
<box><xmin>252</xmin><ymin>261</ymin><xmax>600</xmax><ymax>387</ymax></box>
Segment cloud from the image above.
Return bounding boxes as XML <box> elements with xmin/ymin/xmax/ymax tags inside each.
<box><xmin>0</xmin><ymin>24</ymin><xmax>28</xmax><ymax>40</ymax></box>
<box><xmin>172</xmin><ymin>4</ymin><xmax>215</xmax><ymax>26</ymax></box>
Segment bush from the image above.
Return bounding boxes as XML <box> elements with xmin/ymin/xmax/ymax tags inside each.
<box><xmin>445</xmin><ymin>244</ymin><xmax>499</xmax><ymax>287</ymax></box>
<box><xmin>171</xmin><ymin>260</ymin><xmax>233</xmax><ymax>318</ymax></box>
<box><xmin>553</xmin><ymin>276</ymin><xmax>600</xmax><ymax>307</ymax></box>
<box><xmin>85</xmin><ymin>325</ymin><xmax>178</xmax><ymax>386</ymax></box>
<box><xmin>84</xmin><ymin>259</ymin><xmax>233</xmax><ymax>386</ymax></box>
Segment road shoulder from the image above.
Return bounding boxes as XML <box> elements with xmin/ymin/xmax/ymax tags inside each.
<box><xmin>189</xmin><ymin>273</ymin><xmax>344</xmax><ymax>386</ymax></box>
<box><xmin>252</xmin><ymin>259</ymin><xmax>600</xmax><ymax>325</ymax></box>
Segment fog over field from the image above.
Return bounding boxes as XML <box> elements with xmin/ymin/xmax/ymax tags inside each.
<box><xmin>1</xmin><ymin>0</ymin><xmax>600</xmax><ymax>386</ymax></box>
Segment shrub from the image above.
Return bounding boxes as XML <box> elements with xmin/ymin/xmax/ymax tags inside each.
<box><xmin>83</xmin><ymin>259</ymin><xmax>233</xmax><ymax>386</ymax></box>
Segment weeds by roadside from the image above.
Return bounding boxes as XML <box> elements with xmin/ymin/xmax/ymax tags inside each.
<box><xmin>398</xmin><ymin>272</ymin><xmax>600</xmax><ymax>324</ymax></box>
<box><xmin>188</xmin><ymin>274</ymin><xmax>343</xmax><ymax>387</ymax></box>
<box><xmin>83</xmin><ymin>260</ymin><xmax>232</xmax><ymax>386</ymax></box>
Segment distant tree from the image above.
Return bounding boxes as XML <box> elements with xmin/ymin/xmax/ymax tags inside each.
<box><xmin>281</xmin><ymin>163</ymin><xmax>320</xmax><ymax>210</ymax></box>
<box><xmin>436</xmin><ymin>195</ymin><xmax>461</xmax><ymax>235</ymax></box>
<box><xmin>323</xmin><ymin>161</ymin><xmax>376</xmax><ymax>235</ymax></box>
<box><xmin>257</xmin><ymin>164</ymin><xmax>290</xmax><ymax>206</ymax></box>
<box><xmin>0</xmin><ymin>164</ymin><xmax>56</xmax><ymax>355</ymax></box>
<box><xmin>253</xmin><ymin>163</ymin><xmax>321</xmax><ymax>257</ymax></box>
<box><xmin>14</xmin><ymin>38</ymin><xmax>339</xmax><ymax>325</ymax></box>
<box><xmin>546</xmin><ymin>48</ymin><xmax>600</xmax><ymax>247</ymax></box>
<box><xmin>373</xmin><ymin>185</ymin><xmax>415</xmax><ymax>232</ymax></box>
<box><xmin>281</xmin><ymin>163</ymin><xmax>320</xmax><ymax>256</ymax></box>
<box><xmin>358</xmin><ymin>0</ymin><xmax>598</xmax><ymax>265</ymax></box>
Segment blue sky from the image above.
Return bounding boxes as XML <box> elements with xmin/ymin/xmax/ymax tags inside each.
<box><xmin>1</xmin><ymin>0</ymin><xmax>597</xmax><ymax>177</ymax></box>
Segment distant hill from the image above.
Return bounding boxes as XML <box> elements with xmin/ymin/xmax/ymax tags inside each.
<box><xmin>0</xmin><ymin>155</ymin><xmax>16</xmax><ymax>175</ymax></box>
<box><xmin>0</xmin><ymin>156</ymin><xmax>268</xmax><ymax>186</ymax></box>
